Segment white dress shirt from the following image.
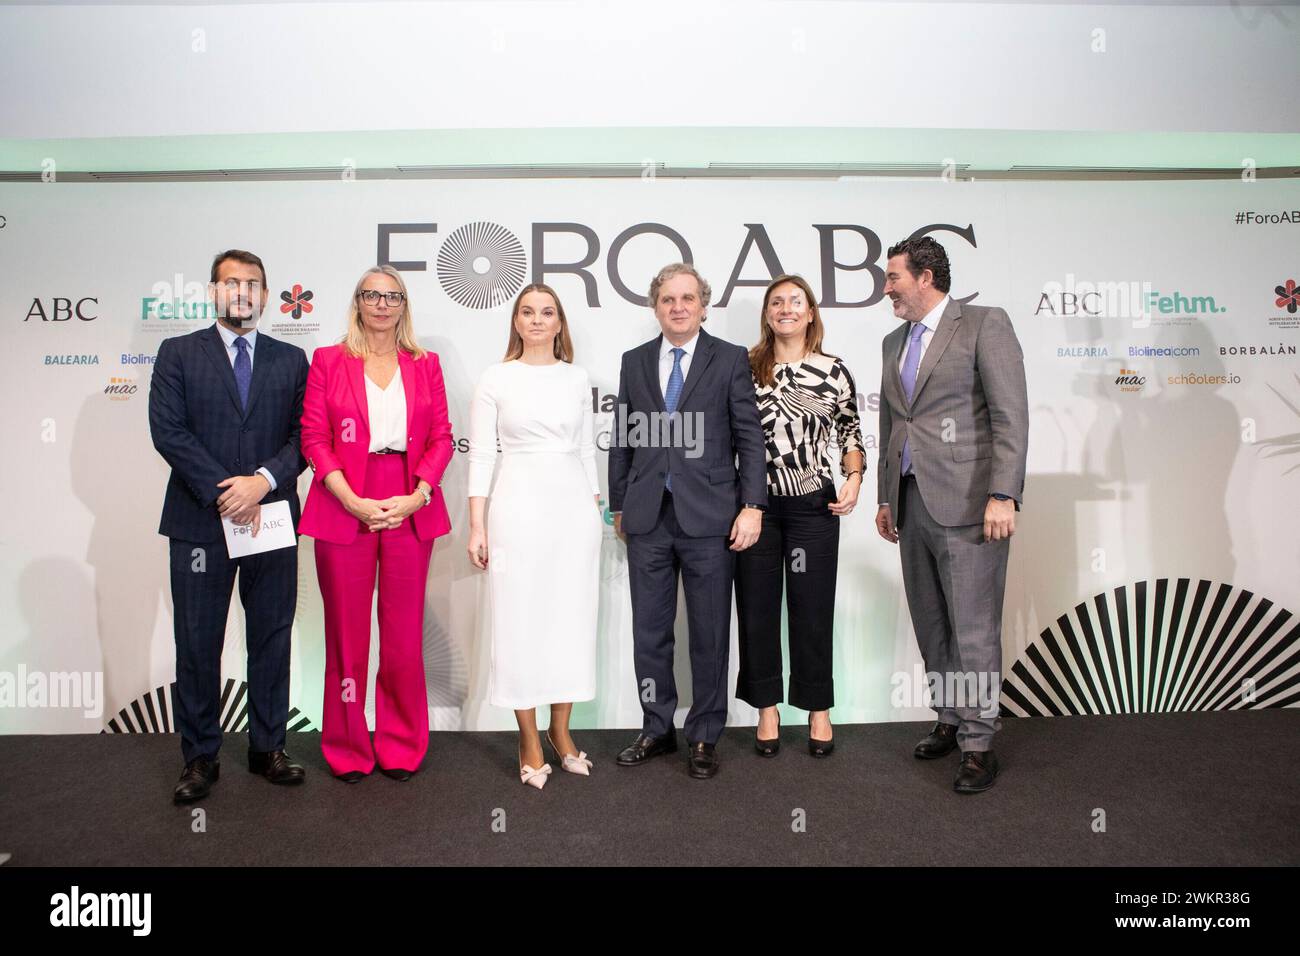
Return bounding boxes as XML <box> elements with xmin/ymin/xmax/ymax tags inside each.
<box><xmin>215</xmin><ymin>322</ymin><xmax>278</xmax><ymax>491</ymax></box>
<box><xmin>659</xmin><ymin>330</ymin><xmax>699</xmax><ymax>398</ymax></box>
<box><xmin>898</xmin><ymin>294</ymin><xmax>950</xmax><ymax>377</ymax></box>
<box><xmin>365</xmin><ymin>365</ymin><xmax>408</xmax><ymax>452</ymax></box>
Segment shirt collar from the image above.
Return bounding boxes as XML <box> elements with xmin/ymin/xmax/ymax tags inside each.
<box><xmin>916</xmin><ymin>294</ymin><xmax>950</xmax><ymax>334</ymax></box>
<box><xmin>660</xmin><ymin>329</ymin><xmax>700</xmax><ymax>359</ymax></box>
<box><xmin>216</xmin><ymin>321</ymin><xmax>258</xmax><ymax>352</ymax></box>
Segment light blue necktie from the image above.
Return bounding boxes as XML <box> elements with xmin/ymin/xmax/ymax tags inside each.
<box><xmin>664</xmin><ymin>347</ymin><xmax>685</xmax><ymax>491</ymax></box>
<box><xmin>899</xmin><ymin>322</ymin><xmax>925</xmax><ymax>476</ymax></box>
<box><xmin>233</xmin><ymin>335</ymin><xmax>252</xmax><ymax>411</ymax></box>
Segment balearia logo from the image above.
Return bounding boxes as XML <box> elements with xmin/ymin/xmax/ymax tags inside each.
<box><xmin>1269</xmin><ymin>279</ymin><xmax>1300</xmax><ymax>330</ymax></box>
<box><xmin>49</xmin><ymin>886</ymin><xmax>151</xmax><ymax>936</ymax></box>
<box><xmin>25</xmin><ymin>296</ymin><xmax>98</xmax><ymax>322</ymax></box>
<box><xmin>1145</xmin><ymin>289</ymin><xmax>1225</xmax><ymax>324</ymax></box>
<box><xmin>1055</xmin><ymin>346</ymin><xmax>1109</xmax><ymax>359</ymax></box>
<box><xmin>44</xmin><ymin>353</ymin><xmax>100</xmax><ymax>366</ymax></box>
<box><xmin>1113</xmin><ymin>368</ymin><xmax>1146</xmax><ymax>393</ymax></box>
<box><xmin>104</xmin><ymin>375</ymin><xmax>138</xmax><ymax>400</ymax></box>
<box><xmin>378</xmin><ymin>220</ymin><xmax>983</xmax><ymax>310</ymax></box>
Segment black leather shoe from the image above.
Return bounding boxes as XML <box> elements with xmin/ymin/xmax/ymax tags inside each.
<box><xmin>616</xmin><ymin>731</ymin><xmax>678</xmax><ymax>766</ymax></box>
<box><xmin>380</xmin><ymin>767</ymin><xmax>413</xmax><ymax>781</ymax></box>
<box><xmin>914</xmin><ymin>722</ymin><xmax>960</xmax><ymax>759</ymax></box>
<box><xmin>755</xmin><ymin>710</ymin><xmax>781</xmax><ymax>757</ymax></box>
<box><xmin>334</xmin><ymin>770</ymin><xmax>366</xmax><ymax>784</ymax></box>
<box><xmin>953</xmin><ymin>750</ymin><xmax>999</xmax><ymax>794</ymax></box>
<box><xmin>248</xmin><ymin>749</ymin><xmax>305</xmax><ymax>785</ymax></box>
<box><xmin>687</xmin><ymin>741</ymin><xmax>719</xmax><ymax>779</ymax></box>
<box><xmin>173</xmin><ymin>756</ymin><xmax>219</xmax><ymax>804</ymax></box>
<box><xmin>807</xmin><ymin>713</ymin><xmax>834</xmax><ymax>758</ymax></box>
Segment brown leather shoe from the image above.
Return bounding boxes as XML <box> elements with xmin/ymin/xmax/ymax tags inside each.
<box><xmin>248</xmin><ymin>749</ymin><xmax>305</xmax><ymax>785</ymax></box>
<box><xmin>953</xmin><ymin>750</ymin><xmax>999</xmax><ymax>793</ymax></box>
<box><xmin>914</xmin><ymin>722</ymin><xmax>960</xmax><ymax>759</ymax></box>
<box><xmin>173</xmin><ymin>756</ymin><xmax>219</xmax><ymax>804</ymax></box>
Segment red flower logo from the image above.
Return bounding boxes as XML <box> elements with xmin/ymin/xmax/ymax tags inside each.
<box><xmin>1276</xmin><ymin>279</ymin><xmax>1299</xmax><ymax>315</ymax></box>
<box><xmin>280</xmin><ymin>284</ymin><xmax>314</xmax><ymax>319</ymax></box>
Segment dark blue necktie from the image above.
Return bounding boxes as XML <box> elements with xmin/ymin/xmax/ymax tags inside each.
<box><xmin>233</xmin><ymin>335</ymin><xmax>252</xmax><ymax>411</ymax></box>
<box><xmin>900</xmin><ymin>322</ymin><xmax>925</xmax><ymax>475</ymax></box>
<box><xmin>664</xmin><ymin>347</ymin><xmax>684</xmax><ymax>492</ymax></box>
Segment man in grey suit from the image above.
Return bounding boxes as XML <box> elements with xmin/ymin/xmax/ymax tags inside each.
<box><xmin>874</xmin><ymin>237</ymin><xmax>1028</xmax><ymax>793</ymax></box>
<box><xmin>608</xmin><ymin>263</ymin><xmax>768</xmax><ymax>779</ymax></box>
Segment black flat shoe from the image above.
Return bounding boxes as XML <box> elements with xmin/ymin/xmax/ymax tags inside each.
<box><xmin>335</xmin><ymin>770</ymin><xmax>366</xmax><ymax>784</ymax></box>
<box><xmin>688</xmin><ymin>741</ymin><xmax>719</xmax><ymax>779</ymax></box>
<box><xmin>380</xmin><ymin>767</ymin><xmax>413</xmax><ymax>781</ymax></box>
<box><xmin>954</xmin><ymin>750</ymin><xmax>999</xmax><ymax>794</ymax></box>
<box><xmin>616</xmin><ymin>731</ymin><xmax>678</xmax><ymax>766</ymax></box>
<box><xmin>173</xmin><ymin>756</ymin><xmax>219</xmax><ymax>804</ymax></box>
<box><xmin>808</xmin><ymin>713</ymin><xmax>834</xmax><ymax>758</ymax></box>
<box><xmin>755</xmin><ymin>709</ymin><xmax>781</xmax><ymax>757</ymax></box>
<box><xmin>248</xmin><ymin>749</ymin><xmax>306</xmax><ymax>785</ymax></box>
<box><xmin>914</xmin><ymin>722</ymin><xmax>960</xmax><ymax>759</ymax></box>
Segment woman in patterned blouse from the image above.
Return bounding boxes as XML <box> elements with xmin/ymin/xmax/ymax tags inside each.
<box><xmin>735</xmin><ymin>274</ymin><xmax>864</xmax><ymax>757</ymax></box>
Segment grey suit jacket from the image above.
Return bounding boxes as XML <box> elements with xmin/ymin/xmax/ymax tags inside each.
<box><xmin>877</xmin><ymin>298</ymin><xmax>1028</xmax><ymax>527</ymax></box>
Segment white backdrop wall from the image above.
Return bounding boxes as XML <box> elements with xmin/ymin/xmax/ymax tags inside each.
<box><xmin>2</xmin><ymin>177</ymin><xmax>1298</xmax><ymax>735</ymax></box>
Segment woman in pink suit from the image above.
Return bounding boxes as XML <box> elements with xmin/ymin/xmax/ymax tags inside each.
<box><xmin>299</xmin><ymin>265</ymin><xmax>454</xmax><ymax>782</ymax></box>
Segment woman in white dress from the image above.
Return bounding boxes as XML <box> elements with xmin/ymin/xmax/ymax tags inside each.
<box><xmin>467</xmin><ymin>283</ymin><xmax>603</xmax><ymax>790</ymax></box>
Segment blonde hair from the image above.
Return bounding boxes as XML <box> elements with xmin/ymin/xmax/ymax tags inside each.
<box><xmin>749</xmin><ymin>274</ymin><xmax>832</xmax><ymax>388</ymax></box>
<box><xmin>342</xmin><ymin>265</ymin><xmax>426</xmax><ymax>358</ymax></box>
<box><xmin>503</xmin><ymin>283</ymin><xmax>575</xmax><ymax>363</ymax></box>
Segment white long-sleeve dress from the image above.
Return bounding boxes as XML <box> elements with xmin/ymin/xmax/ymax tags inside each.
<box><xmin>467</xmin><ymin>359</ymin><xmax>603</xmax><ymax>708</ymax></box>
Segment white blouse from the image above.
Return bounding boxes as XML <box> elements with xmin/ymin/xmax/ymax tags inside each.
<box><xmin>365</xmin><ymin>365</ymin><xmax>408</xmax><ymax>453</ymax></box>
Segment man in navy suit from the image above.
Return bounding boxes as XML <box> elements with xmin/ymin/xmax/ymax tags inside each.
<box><xmin>148</xmin><ymin>249</ymin><xmax>310</xmax><ymax>803</ymax></box>
<box><xmin>608</xmin><ymin>263</ymin><xmax>767</xmax><ymax>778</ymax></box>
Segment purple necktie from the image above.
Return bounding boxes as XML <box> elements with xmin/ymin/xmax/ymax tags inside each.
<box><xmin>900</xmin><ymin>321</ymin><xmax>925</xmax><ymax>475</ymax></box>
<box><xmin>233</xmin><ymin>335</ymin><xmax>252</xmax><ymax>411</ymax></box>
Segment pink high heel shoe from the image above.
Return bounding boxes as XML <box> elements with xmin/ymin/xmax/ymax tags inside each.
<box><xmin>546</xmin><ymin>730</ymin><xmax>593</xmax><ymax>776</ymax></box>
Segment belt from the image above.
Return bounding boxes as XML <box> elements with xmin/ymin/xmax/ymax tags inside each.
<box><xmin>371</xmin><ymin>447</ymin><xmax>405</xmax><ymax>455</ymax></box>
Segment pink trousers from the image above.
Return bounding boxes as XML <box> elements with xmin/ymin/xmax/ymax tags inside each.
<box><xmin>315</xmin><ymin>453</ymin><xmax>433</xmax><ymax>775</ymax></box>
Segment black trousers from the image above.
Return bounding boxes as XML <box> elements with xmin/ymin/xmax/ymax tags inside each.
<box><xmin>734</xmin><ymin>482</ymin><xmax>840</xmax><ymax>711</ymax></box>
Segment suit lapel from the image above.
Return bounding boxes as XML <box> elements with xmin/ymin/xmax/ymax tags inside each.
<box><xmin>909</xmin><ymin>298</ymin><xmax>961</xmax><ymax>407</ymax></box>
<box><xmin>241</xmin><ymin>331</ymin><xmax>278</xmax><ymax>420</ymax></box>
<box><xmin>200</xmin><ymin>324</ymin><xmax>244</xmax><ymax>414</ymax></box>
<box><xmin>674</xmin><ymin>327</ymin><xmax>715</xmax><ymax>410</ymax></box>
<box><xmin>887</xmin><ymin>323</ymin><xmax>908</xmax><ymax>408</ymax></box>
<box><xmin>398</xmin><ymin>350</ymin><xmax>416</xmax><ymax>444</ymax></box>
<box><xmin>346</xmin><ymin>351</ymin><xmax>370</xmax><ymax>440</ymax></box>
<box><xmin>641</xmin><ymin>336</ymin><xmax>666</xmax><ymax>413</ymax></box>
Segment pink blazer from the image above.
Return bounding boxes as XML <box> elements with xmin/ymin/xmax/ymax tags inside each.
<box><xmin>299</xmin><ymin>344</ymin><xmax>454</xmax><ymax>545</ymax></box>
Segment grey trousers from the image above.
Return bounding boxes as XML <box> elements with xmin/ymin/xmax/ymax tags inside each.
<box><xmin>897</xmin><ymin>476</ymin><xmax>1008</xmax><ymax>752</ymax></box>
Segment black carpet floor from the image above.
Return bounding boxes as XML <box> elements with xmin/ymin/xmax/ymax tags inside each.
<box><xmin>1</xmin><ymin>711</ymin><xmax>1296</xmax><ymax>866</ymax></box>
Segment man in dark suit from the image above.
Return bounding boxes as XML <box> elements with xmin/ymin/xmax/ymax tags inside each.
<box><xmin>148</xmin><ymin>249</ymin><xmax>310</xmax><ymax>803</ymax></box>
<box><xmin>608</xmin><ymin>263</ymin><xmax>767</xmax><ymax>779</ymax></box>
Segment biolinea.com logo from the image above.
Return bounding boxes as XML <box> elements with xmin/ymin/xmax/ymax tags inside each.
<box><xmin>49</xmin><ymin>886</ymin><xmax>151</xmax><ymax>936</ymax></box>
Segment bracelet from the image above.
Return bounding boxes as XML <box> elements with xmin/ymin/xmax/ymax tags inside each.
<box><xmin>417</xmin><ymin>486</ymin><xmax>432</xmax><ymax>507</ymax></box>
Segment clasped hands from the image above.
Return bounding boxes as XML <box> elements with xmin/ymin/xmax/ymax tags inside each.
<box><xmin>347</xmin><ymin>492</ymin><xmax>423</xmax><ymax>532</ymax></box>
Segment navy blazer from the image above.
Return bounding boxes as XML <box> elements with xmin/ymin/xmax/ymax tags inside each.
<box><xmin>608</xmin><ymin>327</ymin><xmax>767</xmax><ymax>537</ymax></box>
<box><xmin>149</xmin><ymin>323</ymin><xmax>310</xmax><ymax>543</ymax></box>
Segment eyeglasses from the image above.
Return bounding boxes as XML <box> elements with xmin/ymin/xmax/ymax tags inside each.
<box><xmin>358</xmin><ymin>290</ymin><xmax>406</xmax><ymax>306</ymax></box>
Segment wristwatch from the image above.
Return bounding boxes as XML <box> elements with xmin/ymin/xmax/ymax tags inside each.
<box><xmin>743</xmin><ymin>502</ymin><xmax>767</xmax><ymax>512</ymax></box>
<box><xmin>417</xmin><ymin>487</ymin><xmax>432</xmax><ymax>507</ymax></box>
<box><xmin>990</xmin><ymin>493</ymin><xmax>1012</xmax><ymax>501</ymax></box>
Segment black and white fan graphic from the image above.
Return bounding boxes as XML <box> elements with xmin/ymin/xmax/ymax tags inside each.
<box><xmin>102</xmin><ymin>678</ymin><xmax>316</xmax><ymax>733</ymax></box>
<box><xmin>1002</xmin><ymin>578</ymin><xmax>1300</xmax><ymax>716</ymax></box>
<box><xmin>436</xmin><ymin>221</ymin><xmax>526</xmax><ymax>310</ymax></box>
